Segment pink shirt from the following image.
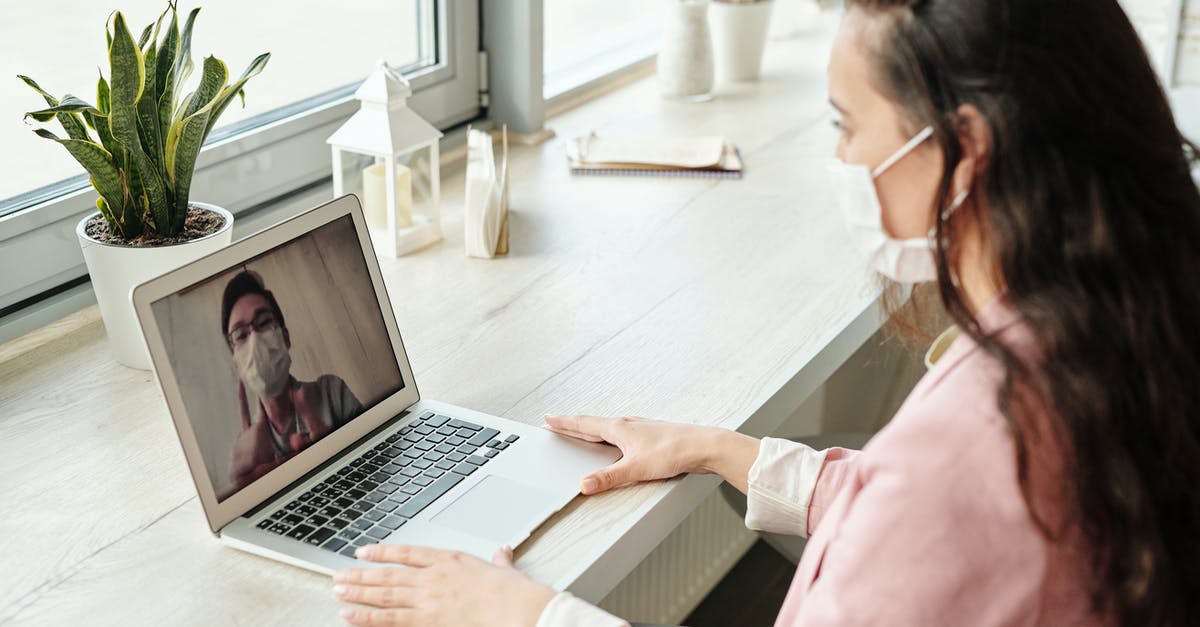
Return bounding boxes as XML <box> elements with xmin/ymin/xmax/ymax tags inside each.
<box><xmin>537</xmin><ymin>297</ymin><xmax>1105</xmax><ymax>626</ymax></box>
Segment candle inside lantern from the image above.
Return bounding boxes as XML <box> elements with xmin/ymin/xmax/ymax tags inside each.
<box><xmin>361</xmin><ymin>162</ymin><xmax>413</xmax><ymax>231</ymax></box>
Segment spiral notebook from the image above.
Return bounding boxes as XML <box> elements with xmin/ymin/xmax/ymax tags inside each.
<box><xmin>567</xmin><ymin>133</ymin><xmax>744</xmax><ymax>179</ymax></box>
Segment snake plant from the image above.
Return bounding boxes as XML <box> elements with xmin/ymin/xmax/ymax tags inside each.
<box><xmin>19</xmin><ymin>4</ymin><xmax>269</xmax><ymax>240</ymax></box>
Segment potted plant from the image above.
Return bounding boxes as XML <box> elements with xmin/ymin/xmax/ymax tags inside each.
<box><xmin>20</xmin><ymin>3</ymin><xmax>269</xmax><ymax>369</ymax></box>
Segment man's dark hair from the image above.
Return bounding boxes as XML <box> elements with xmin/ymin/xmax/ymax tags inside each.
<box><xmin>220</xmin><ymin>271</ymin><xmax>287</xmax><ymax>346</ymax></box>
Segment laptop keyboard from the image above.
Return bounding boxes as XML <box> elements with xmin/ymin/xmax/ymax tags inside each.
<box><xmin>253</xmin><ymin>411</ymin><xmax>520</xmax><ymax>558</ymax></box>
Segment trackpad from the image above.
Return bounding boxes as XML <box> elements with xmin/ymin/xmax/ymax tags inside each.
<box><xmin>431</xmin><ymin>475</ymin><xmax>557</xmax><ymax>543</ymax></box>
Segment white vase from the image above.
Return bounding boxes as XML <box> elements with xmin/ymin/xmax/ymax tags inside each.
<box><xmin>76</xmin><ymin>202</ymin><xmax>234</xmax><ymax>370</ymax></box>
<box><xmin>711</xmin><ymin>0</ymin><xmax>775</xmax><ymax>82</ymax></box>
<box><xmin>658</xmin><ymin>0</ymin><xmax>715</xmax><ymax>101</ymax></box>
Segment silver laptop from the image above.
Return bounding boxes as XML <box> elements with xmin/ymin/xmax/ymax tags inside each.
<box><xmin>131</xmin><ymin>194</ymin><xmax>620</xmax><ymax>573</ymax></box>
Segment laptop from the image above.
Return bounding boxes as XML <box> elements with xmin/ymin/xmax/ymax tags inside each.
<box><xmin>131</xmin><ymin>194</ymin><xmax>621</xmax><ymax>573</ymax></box>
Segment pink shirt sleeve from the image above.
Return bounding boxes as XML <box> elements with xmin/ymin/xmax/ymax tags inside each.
<box><xmin>535</xmin><ymin>591</ymin><xmax>629</xmax><ymax>627</ymax></box>
<box><xmin>786</xmin><ymin>425</ymin><xmax>1045</xmax><ymax>626</ymax></box>
<box><xmin>805</xmin><ymin>447</ymin><xmax>860</xmax><ymax>536</ymax></box>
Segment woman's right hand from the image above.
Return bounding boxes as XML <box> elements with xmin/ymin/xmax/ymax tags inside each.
<box><xmin>542</xmin><ymin>414</ymin><xmax>726</xmax><ymax>495</ymax></box>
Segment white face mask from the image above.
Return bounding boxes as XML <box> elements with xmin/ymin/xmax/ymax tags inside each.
<box><xmin>828</xmin><ymin>126</ymin><xmax>967</xmax><ymax>284</ymax></box>
<box><xmin>233</xmin><ymin>325</ymin><xmax>292</xmax><ymax>400</ymax></box>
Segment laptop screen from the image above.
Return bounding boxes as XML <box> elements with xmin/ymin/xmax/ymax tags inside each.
<box><xmin>149</xmin><ymin>214</ymin><xmax>405</xmax><ymax>502</ymax></box>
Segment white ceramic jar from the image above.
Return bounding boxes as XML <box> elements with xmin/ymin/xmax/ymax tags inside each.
<box><xmin>658</xmin><ymin>0</ymin><xmax>715</xmax><ymax>101</ymax></box>
<box><xmin>711</xmin><ymin>0</ymin><xmax>776</xmax><ymax>82</ymax></box>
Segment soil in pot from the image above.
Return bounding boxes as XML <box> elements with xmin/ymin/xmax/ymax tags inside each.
<box><xmin>84</xmin><ymin>205</ymin><xmax>227</xmax><ymax>247</ymax></box>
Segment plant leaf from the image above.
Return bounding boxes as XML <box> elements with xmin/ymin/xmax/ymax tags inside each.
<box><xmin>137</xmin><ymin>22</ymin><xmax>154</xmax><ymax>49</ymax></box>
<box><xmin>33</xmin><ymin>128</ymin><xmax>135</xmax><ymax>238</ymax></box>
<box><xmin>24</xmin><ymin>95</ymin><xmax>99</xmax><ymax>120</ymax></box>
<box><xmin>174</xmin><ymin>7</ymin><xmax>201</xmax><ymax>89</ymax></box>
<box><xmin>97</xmin><ymin>73</ymin><xmax>110</xmax><ymax>115</ymax></box>
<box><xmin>202</xmin><ymin>52</ymin><xmax>270</xmax><ymax>140</ymax></box>
<box><xmin>18</xmin><ymin>77</ymin><xmax>93</xmax><ymax>141</ymax></box>
<box><xmin>156</xmin><ymin>5</ymin><xmax>180</xmax><ymax>139</ymax></box>
<box><xmin>166</xmin><ymin>56</ymin><xmax>226</xmax><ymax>179</ymax></box>
<box><xmin>137</xmin><ymin>15</ymin><xmax>164</xmax><ymax>179</ymax></box>
<box><xmin>108</xmin><ymin>11</ymin><xmax>145</xmax><ymax>147</ymax></box>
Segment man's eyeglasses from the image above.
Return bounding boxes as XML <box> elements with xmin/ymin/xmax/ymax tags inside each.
<box><xmin>227</xmin><ymin>313</ymin><xmax>279</xmax><ymax>347</ymax></box>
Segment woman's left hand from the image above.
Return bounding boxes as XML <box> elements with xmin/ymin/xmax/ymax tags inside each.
<box><xmin>334</xmin><ymin>543</ymin><xmax>557</xmax><ymax>627</ymax></box>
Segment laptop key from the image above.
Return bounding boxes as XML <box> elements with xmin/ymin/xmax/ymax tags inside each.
<box><xmin>435</xmin><ymin>426</ymin><xmax>456</xmax><ymax>436</ymax></box>
<box><xmin>486</xmin><ymin>439</ymin><xmax>502</xmax><ymax>448</ymax></box>
<box><xmin>457</xmin><ymin>444</ymin><xmax>480</xmax><ymax>456</ymax></box>
<box><xmin>447</xmin><ymin>451</ymin><xmax>467</xmax><ymax>463</ymax></box>
<box><xmin>320</xmin><ymin>506</ymin><xmax>343</xmax><ymax>518</ymax></box>
<box><xmin>287</xmin><ymin>524</ymin><xmax>315</xmax><ymax>540</ymax></box>
<box><xmin>425</xmin><ymin>414</ymin><xmax>451</xmax><ymax>427</ymax></box>
<box><xmin>401</xmin><ymin>485</ymin><xmax>422</xmax><ymax>496</ymax></box>
<box><xmin>341</xmin><ymin>509</ymin><xmax>363</xmax><ymax>521</ymax></box>
<box><xmin>424</xmin><ymin>468</ymin><xmax>445</xmax><ymax>478</ymax></box>
<box><xmin>346</xmin><ymin>489</ymin><xmax>368</xmax><ymax>500</ymax></box>
<box><xmin>283</xmin><ymin>514</ymin><xmax>304</xmax><ymax>526</ymax></box>
<box><xmin>338</xmin><ymin>527</ymin><xmax>361</xmax><ymax>540</ymax></box>
<box><xmin>334</xmin><ymin>497</ymin><xmax>354</xmax><ymax>509</ymax></box>
<box><xmin>483</xmin><ymin>449</ymin><xmax>499</xmax><ymax>458</ymax></box>
<box><xmin>339</xmin><ymin>545</ymin><xmax>359</xmax><ymax>558</ymax></box>
<box><xmin>399</xmin><ymin>467</ymin><xmax>422</xmax><ymax>478</ymax></box>
<box><xmin>435</xmin><ymin>460</ymin><xmax>456</xmax><ymax>471</ymax></box>
<box><xmin>412</xmin><ymin>459</ymin><xmax>433</xmax><ymax>470</ymax></box>
<box><xmin>379</xmin><ymin>516</ymin><xmax>406</xmax><ymax>531</ymax></box>
<box><xmin>352</xmin><ymin>537</ymin><xmax>371</xmax><ymax>547</ymax></box>
<box><xmin>467</xmin><ymin>428</ymin><xmax>500</xmax><ymax>447</ymax></box>
<box><xmin>327</xmin><ymin>518</ymin><xmax>349</xmax><ymax>530</ymax></box>
<box><xmin>351</xmin><ymin>501</ymin><xmax>373</xmax><ymax>513</ymax></box>
<box><xmin>361</xmin><ymin>462</ymin><xmax>381</xmax><ymax>474</ymax></box>
<box><xmin>305</xmin><ymin>527</ymin><xmax>336</xmax><ymax>546</ymax></box>
<box><xmin>414</xmin><ymin>424</ymin><xmax>435</xmax><ymax>436</ymax></box>
<box><xmin>256</xmin><ymin>519</ymin><xmax>272</xmax><ymax>530</ymax></box>
<box><xmin>364</xmin><ymin>510</ymin><xmax>385</xmax><ymax>522</ymax></box>
<box><xmin>359</xmin><ymin>480</ymin><xmax>380</xmax><ymax>492</ymax></box>
<box><xmin>448</xmin><ymin>418</ymin><xmax>482</xmax><ymax>431</ymax></box>
<box><xmin>422</xmin><ymin>451</ymin><xmax>442</xmax><ymax>462</ymax></box>
<box><xmin>351</xmin><ymin>519</ymin><xmax>373</xmax><ymax>531</ymax></box>
<box><xmin>451</xmin><ymin>462</ymin><xmax>477</xmax><ymax>477</ymax></box>
<box><xmin>377</xmin><ymin>484</ymin><xmax>398</xmax><ymax>495</ymax></box>
<box><xmin>495</xmin><ymin>441</ymin><xmax>509</xmax><ymax>450</ymax></box>
<box><xmin>366</xmin><ymin>526</ymin><xmax>390</xmax><ymax>540</ymax></box>
<box><xmin>418</xmin><ymin>411</ymin><xmax>435</xmax><ymax>421</ymax></box>
<box><xmin>322</xmin><ymin>538</ymin><xmax>348</xmax><ymax>553</ymax></box>
<box><xmin>369</xmin><ymin>471</ymin><xmax>390</xmax><ymax>484</ymax></box>
<box><xmin>396</xmin><ymin>473</ymin><xmax>464</xmax><ymax>519</ymax></box>
<box><xmin>434</xmin><ymin>443</ymin><xmax>455</xmax><ymax>455</ymax></box>
<box><xmin>309</xmin><ymin>496</ymin><xmax>331</xmax><ymax>507</ymax></box>
<box><xmin>307</xmin><ymin>515</ymin><xmax>329</xmax><ymax>527</ymax></box>
<box><xmin>466</xmin><ymin>455</ymin><xmax>489</xmax><ymax>466</ymax></box>
<box><xmin>297</xmin><ymin>504</ymin><xmax>318</xmax><ymax>517</ymax></box>
<box><xmin>269</xmin><ymin>523</ymin><xmax>291</xmax><ymax>535</ymax></box>
<box><xmin>445</xmin><ymin>436</ymin><xmax>467</xmax><ymax>447</ymax></box>
<box><xmin>412</xmin><ymin>476</ymin><xmax>434</xmax><ymax>487</ymax></box>
<box><xmin>375</xmin><ymin>501</ymin><xmax>397</xmax><ymax>513</ymax></box>
<box><xmin>505</xmin><ymin>434</ymin><xmax>519</xmax><ymax>443</ymax></box>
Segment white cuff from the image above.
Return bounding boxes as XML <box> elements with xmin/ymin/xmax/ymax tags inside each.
<box><xmin>744</xmin><ymin>436</ymin><xmax>829</xmax><ymax>537</ymax></box>
<box><xmin>535</xmin><ymin>591</ymin><xmax>630</xmax><ymax>627</ymax></box>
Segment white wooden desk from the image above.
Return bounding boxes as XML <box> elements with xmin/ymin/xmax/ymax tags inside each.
<box><xmin>0</xmin><ymin>22</ymin><xmax>883</xmax><ymax>626</ymax></box>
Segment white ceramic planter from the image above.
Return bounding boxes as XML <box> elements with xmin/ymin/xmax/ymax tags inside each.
<box><xmin>711</xmin><ymin>0</ymin><xmax>775</xmax><ymax>82</ymax></box>
<box><xmin>77</xmin><ymin>202</ymin><xmax>234</xmax><ymax>370</ymax></box>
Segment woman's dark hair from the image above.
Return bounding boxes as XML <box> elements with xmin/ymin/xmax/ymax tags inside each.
<box><xmin>848</xmin><ymin>0</ymin><xmax>1200</xmax><ymax>624</ymax></box>
<box><xmin>220</xmin><ymin>271</ymin><xmax>287</xmax><ymax>346</ymax></box>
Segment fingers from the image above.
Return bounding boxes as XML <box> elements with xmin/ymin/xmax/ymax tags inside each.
<box><xmin>335</xmin><ymin>567</ymin><xmax>418</xmax><ymax>587</ymax></box>
<box><xmin>491</xmin><ymin>544</ymin><xmax>514</xmax><ymax>567</ymax></box>
<box><xmin>340</xmin><ymin>607</ymin><xmax>412</xmax><ymax>626</ymax></box>
<box><xmin>542</xmin><ymin>423</ymin><xmax>606</xmax><ymax>443</ymax></box>
<box><xmin>335</xmin><ymin>583</ymin><xmax>418</xmax><ymax>608</ymax></box>
<box><xmin>543</xmin><ymin>414</ymin><xmax>625</xmax><ymax>440</ymax></box>
<box><xmin>355</xmin><ymin>544</ymin><xmax>451</xmax><ymax>567</ymax></box>
<box><xmin>581</xmin><ymin>459</ymin><xmax>638</xmax><ymax>495</ymax></box>
<box><xmin>238</xmin><ymin>381</ymin><xmax>251</xmax><ymax>429</ymax></box>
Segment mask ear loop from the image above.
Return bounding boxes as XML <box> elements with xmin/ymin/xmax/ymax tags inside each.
<box><xmin>930</xmin><ymin>187</ymin><xmax>970</xmax><ymax>288</ymax></box>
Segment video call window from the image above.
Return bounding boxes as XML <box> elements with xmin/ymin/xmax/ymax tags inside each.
<box><xmin>151</xmin><ymin>216</ymin><xmax>404</xmax><ymax>501</ymax></box>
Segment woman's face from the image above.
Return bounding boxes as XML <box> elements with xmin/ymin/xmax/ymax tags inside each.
<box><xmin>828</xmin><ymin>9</ymin><xmax>943</xmax><ymax>240</ymax></box>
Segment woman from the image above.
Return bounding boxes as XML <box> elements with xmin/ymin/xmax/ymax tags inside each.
<box><xmin>330</xmin><ymin>0</ymin><xmax>1200</xmax><ymax>625</ymax></box>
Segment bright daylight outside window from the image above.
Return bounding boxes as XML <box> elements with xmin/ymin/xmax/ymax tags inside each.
<box><xmin>543</xmin><ymin>0</ymin><xmax>666</xmax><ymax>97</ymax></box>
<box><xmin>1</xmin><ymin>0</ymin><xmax>433</xmax><ymax>214</ymax></box>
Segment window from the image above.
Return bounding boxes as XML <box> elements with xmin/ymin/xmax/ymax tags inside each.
<box><xmin>543</xmin><ymin>0</ymin><xmax>666</xmax><ymax>98</ymax></box>
<box><xmin>0</xmin><ymin>0</ymin><xmax>479</xmax><ymax>338</ymax></box>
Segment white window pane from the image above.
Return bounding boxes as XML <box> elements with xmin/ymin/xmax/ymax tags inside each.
<box><xmin>544</xmin><ymin>0</ymin><xmax>666</xmax><ymax>93</ymax></box>
<box><xmin>2</xmin><ymin>1</ymin><xmax>431</xmax><ymax>205</ymax></box>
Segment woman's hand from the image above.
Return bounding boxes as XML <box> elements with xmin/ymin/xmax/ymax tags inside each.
<box><xmin>543</xmin><ymin>414</ymin><xmax>732</xmax><ymax>495</ymax></box>
<box><xmin>334</xmin><ymin>544</ymin><xmax>556</xmax><ymax>627</ymax></box>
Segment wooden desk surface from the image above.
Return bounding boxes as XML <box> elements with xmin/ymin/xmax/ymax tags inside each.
<box><xmin>0</xmin><ymin>22</ymin><xmax>881</xmax><ymax>625</ymax></box>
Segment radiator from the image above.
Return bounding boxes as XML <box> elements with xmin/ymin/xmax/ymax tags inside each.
<box><xmin>596</xmin><ymin>488</ymin><xmax>759</xmax><ymax>625</ymax></box>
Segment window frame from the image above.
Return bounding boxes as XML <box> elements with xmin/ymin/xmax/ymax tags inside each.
<box><xmin>0</xmin><ymin>0</ymin><xmax>480</xmax><ymax>339</ymax></box>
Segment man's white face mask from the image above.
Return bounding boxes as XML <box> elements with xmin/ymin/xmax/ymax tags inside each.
<box><xmin>234</xmin><ymin>325</ymin><xmax>292</xmax><ymax>400</ymax></box>
<box><xmin>827</xmin><ymin>125</ymin><xmax>967</xmax><ymax>284</ymax></box>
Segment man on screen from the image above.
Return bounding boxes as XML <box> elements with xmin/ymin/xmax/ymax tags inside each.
<box><xmin>221</xmin><ymin>271</ymin><xmax>363</xmax><ymax>493</ymax></box>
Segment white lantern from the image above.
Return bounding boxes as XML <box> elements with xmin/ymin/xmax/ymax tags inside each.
<box><xmin>327</xmin><ymin>60</ymin><xmax>443</xmax><ymax>256</ymax></box>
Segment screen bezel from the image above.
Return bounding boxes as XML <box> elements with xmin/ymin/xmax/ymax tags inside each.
<box><xmin>132</xmin><ymin>195</ymin><xmax>420</xmax><ymax>533</ymax></box>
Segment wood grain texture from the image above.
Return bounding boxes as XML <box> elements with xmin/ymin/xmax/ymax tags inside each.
<box><xmin>0</xmin><ymin>19</ymin><xmax>879</xmax><ymax>625</ymax></box>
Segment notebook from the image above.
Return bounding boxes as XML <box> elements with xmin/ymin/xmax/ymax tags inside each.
<box><xmin>567</xmin><ymin>133</ymin><xmax>744</xmax><ymax>179</ymax></box>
